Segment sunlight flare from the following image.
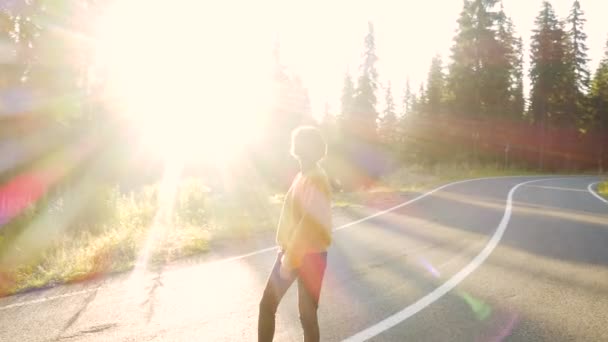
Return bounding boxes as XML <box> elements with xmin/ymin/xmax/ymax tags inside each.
<box><xmin>94</xmin><ymin>0</ymin><xmax>274</xmax><ymax>164</ymax></box>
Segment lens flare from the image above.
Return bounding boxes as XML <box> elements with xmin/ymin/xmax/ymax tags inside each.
<box><xmin>416</xmin><ymin>256</ymin><xmax>492</xmax><ymax>321</ymax></box>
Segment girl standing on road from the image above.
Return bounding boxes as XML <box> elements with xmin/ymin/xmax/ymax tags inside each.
<box><xmin>258</xmin><ymin>126</ymin><xmax>333</xmax><ymax>342</ymax></box>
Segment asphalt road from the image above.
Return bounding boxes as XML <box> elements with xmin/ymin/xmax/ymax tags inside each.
<box><xmin>1</xmin><ymin>176</ymin><xmax>607</xmax><ymax>341</ymax></box>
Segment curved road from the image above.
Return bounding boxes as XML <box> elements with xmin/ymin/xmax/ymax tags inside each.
<box><xmin>1</xmin><ymin>176</ymin><xmax>607</xmax><ymax>341</ymax></box>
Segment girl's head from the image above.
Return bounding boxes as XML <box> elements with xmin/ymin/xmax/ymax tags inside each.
<box><xmin>290</xmin><ymin>126</ymin><xmax>327</xmax><ymax>164</ymax></box>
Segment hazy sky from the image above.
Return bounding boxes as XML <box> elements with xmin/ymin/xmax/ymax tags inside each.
<box><xmin>268</xmin><ymin>0</ymin><xmax>607</xmax><ymax>117</ymax></box>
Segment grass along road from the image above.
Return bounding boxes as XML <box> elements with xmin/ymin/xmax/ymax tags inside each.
<box><xmin>0</xmin><ymin>163</ymin><xmax>568</xmax><ymax>297</ymax></box>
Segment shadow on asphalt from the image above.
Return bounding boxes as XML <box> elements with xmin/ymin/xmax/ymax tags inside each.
<box><xmin>339</xmin><ymin>187</ymin><xmax>608</xmax><ymax>268</ymax></box>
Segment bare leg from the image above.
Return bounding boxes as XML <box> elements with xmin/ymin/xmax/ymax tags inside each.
<box><xmin>258</xmin><ymin>252</ymin><xmax>297</xmax><ymax>342</ymax></box>
<box><xmin>297</xmin><ymin>252</ymin><xmax>327</xmax><ymax>342</ymax></box>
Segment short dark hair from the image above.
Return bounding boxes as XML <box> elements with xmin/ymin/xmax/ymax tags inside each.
<box><xmin>290</xmin><ymin>126</ymin><xmax>327</xmax><ymax>163</ymax></box>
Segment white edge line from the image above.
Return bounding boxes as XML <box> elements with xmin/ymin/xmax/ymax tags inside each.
<box><xmin>342</xmin><ymin>177</ymin><xmax>562</xmax><ymax>342</ymax></box>
<box><xmin>0</xmin><ymin>289</ymin><xmax>96</xmax><ymax>311</ymax></box>
<box><xmin>0</xmin><ymin>175</ymin><xmax>559</xmax><ymax>310</ymax></box>
<box><xmin>587</xmin><ymin>182</ymin><xmax>608</xmax><ymax>204</ymax></box>
<box><xmin>334</xmin><ymin>176</ymin><xmax>507</xmax><ymax>232</ymax></box>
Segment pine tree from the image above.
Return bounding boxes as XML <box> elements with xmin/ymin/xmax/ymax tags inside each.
<box><xmin>415</xmin><ymin>83</ymin><xmax>426</xmax><ymax>114</ymax></box>
<box><xmin>496</xmin><ymin>2</ymin><xmax>523</xmax><ymax>118</ymax></box>
<box><xmin>529</xmin><ymin>1</ymin><xmax>573</xmax><ymax>126</ymax></box>
<box><xmin>341</xmin><ymin>71</ymin><xmax>355</xmax><ymax>118</ymax></box>
<box><xmin>568</xmin><ymin>0</ymin><xmax>590</xmax><ymax>93</ymax></box>
<box><xmin>589</xmin><ymin>38</ymin><xmax>608</xmax><ymax>171</ymax></box>
<box><xmin>352</xmin><ymin>21</ymin><xmax>379</xmax><ymax>139</ymax></box>
<box><xmin>512</xmin><ymin>36</ymin><xmax>526</xmax><ymax>118</ymax></box>
<box><xmin>425</xmin><ymin>55</ymin><xmax>446</xmax><ymax>115</ymax></box>
<box><xmin>397</xmin><ymin>79</ymin><xmax>413</xmax><ymax>145</ymax></box>
<box><xmin>590</xmin><ymin>38</ymin><xmax>608</xmax><ymax>134</ymax></box>
<box><xmin>339</xmin><ymin>71</ymin><xmax>355</xmax><ymax>142</ymax></box>
<box><xmin>402</xmin><ymin>78</ymin><xmax>413</xmax><ymax>116</ymax></box>
<box><xmin>447</xmin><ymin>0</ymin><xmax>505</xmax><ymax>117</ymax></box>
<box><xmin>567</xmin><ymin>0</ymin><xmax>591</xmax><ymax>122</ymax></box>
<box><xmin>379</xmin><ymin>82</ymin><xmax>398</xmax><ymax>143</ymax></box>
<box><xmin>447</xmin><ymin>0</ymin><xmax>479</xmax><ymax>116</ymax></box>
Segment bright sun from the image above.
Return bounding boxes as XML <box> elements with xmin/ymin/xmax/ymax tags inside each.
<box><xmin>93</xmin><ymin>0</ymin><xmax>275</xmax><ymax>164</ymax></box>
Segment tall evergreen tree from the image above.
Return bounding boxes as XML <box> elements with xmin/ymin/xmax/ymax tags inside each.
<box><xmin>567</xmin><ymin>0</ymin><xmax>591</xmax><ymax>123</ymax></box>
<box><xmin>496</xmin><ymin>2</ymin><xmax>523</xmax><ymax>118</ymax></box>
<box><xmin>379</xmin><ymin>82</ymin><xmax>397</xmax><ymax>143</ymax></box>
<box><xmin>447</xmin><ymin>0</ymin><xmax>507</xmax><ymax>117</ymax></box>
<box><xmin>402</xmin><ymin>78</ymin><xmax>412</xmax><ymax>116</ymax></box>
<box><xmin>512</xmin><ymin>36</ymin><xmax>526</xmax><ymax>117</ymax></box>
<box><xmin>340</xmin><ymin>71</ymin><xmax>355</xmax><ymax>118</ymax></box>
<box><xmin>590</xmin><ymin>38</ymin><xmax>608</xmax><ymax>139</ymax></box>
<box><xmin>567</xmin><ymin>0</ymin><xmax>590</xmax><ymax>94</ymax></box>
<box><xmin>425</xmin><ymin>55</ymin><xmax>446</xmax><ymax>115</ymax></box>
<box><xmin>529</xmin><ymin>1</ymin><xmax>573</xmax><ymax>126</ymax></box>
<box><xmin>352</xmin><ymin>21</ymin><xmax>379</xmax><ymax>139</ymax></box>
<box><xmin>589</xmin><ymin>38</ymin><xmax>608</xmax><ymax>171</ymax></box>
<box><xmin>339</xmin><ymin>71</ymin><xmax>355</xmax><ymax>141</ymax></box>
<box><xmin>415</xmin><ymin>83</ymin><xmax>427</xmax><ymax>114</ymax></box>
<box><xmin>397</xmin><ymin>79</ymin><xmax>413</xmax><ymax>145</ymax></box>
<box><xmin>447</xmin><ymin>0</ymin><xmax>479</xmax><ymax>116</ymax></box>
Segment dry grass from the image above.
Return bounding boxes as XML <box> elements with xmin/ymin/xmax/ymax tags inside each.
<box><xmin>0</xmin><ymin>179</ymin><xmax>279</xmax><ymax>296</ymax></box>
<box><xmin>1</xmin><ymin>224</ymin><xmax>211</xmax><ymax>296</ymax></box>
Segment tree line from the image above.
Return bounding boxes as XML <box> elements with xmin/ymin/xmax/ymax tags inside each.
<box><xmin>2</xmin><ymin>0</ymin><xmax>608</xmax><ymax>193</ymax></box>
<box><xmin>324</xmin><ymin>0</ymin><xmax>608</xmax><ymax>173</ymax></box>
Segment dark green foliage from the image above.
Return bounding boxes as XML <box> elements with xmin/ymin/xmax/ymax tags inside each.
<box><xmin>351</xmin><ymin>22</ymin><xmax>379</xmax><ymax>140</ymax></box>
<box><xmin>529</xmin><ymin>1</ymin><xmax>574</xmax><ymax>126</ymax></box>
<box><xmin>566</xmin><ymin>0</ymin><xmax>591</xmax><ymax>124</ymax></box>
<box><xmin>567</xmin><ymin>0</ymin><xmax>590</xmax><ymax>94</ymax></box>
<box><xmin>424</xmin><ymin>55</ymin><xmax>446</xmax><ymax>115</ymax></box>
<box><xmin>591</xmin><ymin>39</ymin><xmax>608</xmax><ymax>126</ymax></box>
<box><xmin>512</xmin><ymin>37</ymin><xmax>526</xmax><ymax>118</ymax></box>
<box><xmin>379</xmin><ymin>82</ymin><xmax>398</xmax><ymax>143</ymax></box>
<box><xmin>447</xmin><ymin>0</ymin><xmax>523</xmax><ymax>118</ymax></box>
<box><xmin>496</xmin><ymin>3</ymin><xmax>525</xmax><ymax>118</ymax></box>
<box><xmin>447</xmin><ymin>0</ymin><xmax>479</xmax><ymax>116</ymax></box>
<box><xmin>415</xmin><ymin>83</ymin><xmax>426</xmax><ymax>114</ymax></box>
<box><xmin>402</xmin><ymin>78</ymin><xmax>413</xmax><ymax>116</ymax></box>
<box><xmin>590</xmin><ymin>38</ymin><xmax>608</xmax><ymax>167</ymax></box>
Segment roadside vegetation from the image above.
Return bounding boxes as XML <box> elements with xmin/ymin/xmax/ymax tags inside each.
<box><xmin>2</xmin><ymin>0</ymin><xmax>608</xmax><ymax>298</ymax></box>
<box><xmin>0</xmin><ymin>178</ymin><xmax>280</xmax><ymax>296</ymax></box>
<box><xmin>598</xmin><ymin>181</ymin><xmax>608</xmax><ymax>197</ymax></box>
<box><xmin>0</xmin><ymin>163</ymin><xmax>545</xmax><ymax>297</ymax></box>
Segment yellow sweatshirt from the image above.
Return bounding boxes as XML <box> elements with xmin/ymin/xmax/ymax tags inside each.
<box><xmin>276</xmin><ymin>166</ymin><xmax>332</xmax><ymax>269</ymax></box>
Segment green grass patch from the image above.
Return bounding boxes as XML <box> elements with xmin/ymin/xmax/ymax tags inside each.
<box><xmin>598</xmin><ymin>181</ymin><xmax>608</xmax><ymax>197</ymax></box>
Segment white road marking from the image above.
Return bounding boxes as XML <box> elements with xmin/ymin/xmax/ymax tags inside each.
<box><xmin>342</xmin><ymin>177</ymin><xmax>562</xmax><ymax>342</ymax></box>
<box><xmin>334</xmin><ymin>176</ymin><xmax>533</xmax><ymax>232</ymax></box>
<box><xmin>525</xmin><ymin>184</ymin><xmax>588</xmax><ymax>193</ymax></box>
<box><xmin>0</xmin><ymin>289</ymin><xmax>96</xmax><ymax>311</ymax></box>
<box><xmin>0</xmin><ymin>175</ymin><xmax>565</xmax><ymax>311</ymax></box>
<box><xmin>587</xmin><ymin>182</ymin><xmax>608</xmax><ymax>204</ymax></box>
